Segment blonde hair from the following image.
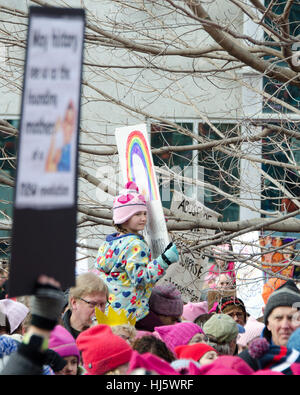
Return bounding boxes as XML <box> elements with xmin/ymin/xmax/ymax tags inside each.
<box><xmin>69</xmin><ymin>272</ymin><xmax>108</xmax><ymax>308</ymax></box>
<box><xmin>114</xmin><ymin>223</ymin><xmax>131</xmax><ymax>235</ymax></box>
<box><xmin>111</xmin><ymin>324</ymin><xmax>137</xmax><ymax>346</ymax></box>
<box><xmin>113</xmin><ymin>223</ymin><xmax>146</xmax><ymax>242</ymax></box>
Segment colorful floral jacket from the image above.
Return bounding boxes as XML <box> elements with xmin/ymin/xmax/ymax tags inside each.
<box><xmin>95</xmin><ymin>233</ymin><xmax>169</xmax><ymax>321</ymax></box>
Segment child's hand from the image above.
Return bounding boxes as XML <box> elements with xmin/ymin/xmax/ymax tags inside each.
<box><xmin>161</xmin><ymin>242</ymin><xmax>179</xmax><ymax>265</ymax></box>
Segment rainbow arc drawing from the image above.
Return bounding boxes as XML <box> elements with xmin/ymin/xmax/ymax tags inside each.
<box><xmin>125</xmin><ymin>129</ymin><xmax>159</xmax><ymax>201</ymax></box>
<box><xmin>115</xmin><ymin>124</ymin><xmax>169</xmax><ymax>257</ymax></box>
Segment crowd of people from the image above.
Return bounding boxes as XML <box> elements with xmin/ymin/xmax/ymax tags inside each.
<box><xmin>1</xmin><ymin>181</ymin><xmax>300</xmax><ymax>375</ymax></box>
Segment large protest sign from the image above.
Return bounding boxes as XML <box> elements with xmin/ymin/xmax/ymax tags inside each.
<box><xmin>9</xmin><ymin>7</ymin><xmax>85</xmax><ymax>297</ymax></box>
<box><xmin>232</xmin><ymin>232</ymin><xmax>265</xmax><ymax>318</ymax></box>
<box><xmin>157</xmin><ymin>190</ymin><xmax>220</xmax><ymax>303</ymax></box>
<box><xmin>115</xmin><ymin>124</ymin><xmax>169</xmax><ymax>258</ymax></box>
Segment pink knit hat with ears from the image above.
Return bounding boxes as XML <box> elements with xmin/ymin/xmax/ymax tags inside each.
<box><xmin>127</xmin><ymin>351</ymin><xmax>179</xmax><ymax>375</ymax></box>
<box><xmin>236</xmin><ymin>316</ymin><xmax>264</xmax><ymax>348</ymax></box>
<box><xmin>113</xmin><ymin>181</ymin><xmax>147</xmax><ymax>225</ymax></box>
<box><xmin>154</xmin><ymin>322</ymin><xmax>204</xmax><ymax>352</ymax></box>
<box><xmin>182</xmin><ymin>302</ymin><xmax>208</xmax><ymax>322</ymax></box>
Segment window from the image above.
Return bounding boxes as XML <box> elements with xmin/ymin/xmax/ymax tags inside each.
<box><xmin>263</xmin><ymin>0</ymin><xmax>300</xmax><ymax>113</ymax></box>
<box><xmin>261</xmin><ymin>124</ymin><xmax>300</xmax><ymax>213</ymax></box>
<box><xmin>151</xmin><ymin>122</ymin><xmax>194</xmax><ymax>209</ymax></box>
<box><xmin>198</xmin><ymin>123</ymin><xmax>240</xmax><ymax>222</ymax></box>
<box><xmin>151</xmin><ymin>121</ymin><xmax>240</xmax><ymax>222</ymax></box>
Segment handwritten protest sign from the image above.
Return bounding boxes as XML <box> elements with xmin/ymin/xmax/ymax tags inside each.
<box><xmin>232</xmin><ymin>232</ymin><xmax>264</xmax><ymax>318</ymax></box>
<box><xmin>115</xmin><ymin>124</ymin><xmax>170</xmax><ymax>258</ymax></box>
<box><xmin>9</xmin><ymin>7</ymin><xmax>85</xmax><ymax>297</ymax></box>
<box><xmin>15</xmin><ymin>8</ymin><xmax>84</xmax><ymax>209</ymax></box>
<box><xmin>158</xmin><ymin>190</ymin><xmax>220</xmax><ymax>303</ymax></box>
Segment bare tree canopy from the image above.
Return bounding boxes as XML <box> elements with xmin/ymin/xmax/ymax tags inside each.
<box><xmin>0</xmin><ymin>0</ymin><xmax>300</xmax><ymax>288</ymax></box>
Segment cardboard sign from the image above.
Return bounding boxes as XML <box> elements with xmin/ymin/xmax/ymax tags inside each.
<box><xmin>158</xmin><ymin>191</ymin><xmax>220</xmax><ymax>303</ymax></box>
<box><xmin>115</xmin><ymin>124</ymin><xmax>170</xmax><ymax>258</ymax></box>
<box><xmin>207</xmin><ymin>289</ymin><xmax>236</xmax><ymax>312</ymax></box>
<box><xmin>232</xmin><ymin>232</ymin><xmax>265</xmax><ymax>318</ymax></box>
<box><xmin>9</xmin><ymin>7</ymin><xmax>85</xmax><ymax>297</ymax></box>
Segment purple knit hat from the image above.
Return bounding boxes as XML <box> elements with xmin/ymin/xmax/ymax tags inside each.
<box><xmin>113</xmin><ymin>181</ymin><xmax>147</xmax><ymax>225</ymax></box>
<box><xmin>154</xmin><ymin>322</ymin><xmax>204</xmax><ymax>352</ymax></box>
<box><xmin>49</xmin><ymin>325</ymin><xmax>80</xmax><ymax>363</ymax></box>
<box><xmin>149</xmin><ymin>284</ymin><xmax>184</xmax><ymax>317</ymax></box>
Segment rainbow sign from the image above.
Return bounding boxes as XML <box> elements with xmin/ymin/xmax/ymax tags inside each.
<box><xmin>116</xmin><ymin>124</ymin><xmax>170</xmax><ymax>257</ymax></box>
<box><xmin>125</xmin><ymin>130</ymin><xmax>159</xmax><ymax>201</ymax></box>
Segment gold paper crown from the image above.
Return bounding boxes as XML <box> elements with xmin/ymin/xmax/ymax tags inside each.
<box><xmin>95</xmin><ymin>305</ymin><xmax>136</xmax><ymax>327</ymax></box>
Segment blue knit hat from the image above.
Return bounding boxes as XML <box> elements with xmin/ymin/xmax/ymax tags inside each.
<box><xmin>287</xmin><ymin>327</ymin><xmax>300</xmax><ymax>352</ymax></box>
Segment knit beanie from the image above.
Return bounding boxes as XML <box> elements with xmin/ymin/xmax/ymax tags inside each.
<box><xmin>188</xmin><ymin>355</ymin><xmax>254</xmax><ymax>375</ymax></box>
<box><xmin>216</xmin><ymin>296</ymin><xmax>247</xmax><ymax>318</ymax></box>
<box><xmin>287</xmin><ymin>327</ymin><xmax>300</xmax><ymax>353</ymax></box>
<box><xmin>49</xmin><ymin>325</ymin><xmax>80</xmax><ymax>363</ymax></box>
<box><xmin>182</xmin><ymin>301</ymin><xmax>208</xmax><ymax>322</ymax></box>
<box><xmin>0</xmin><ymin>299</ymin><xmax>29</xmax><ymax>334</ymax></box>
<box><xmin>264</xmin><ymin>280</ymin><xmax>300</xmax><ymax>325</ymax></box>
<box><xmin>113</xmin><ymin>181</ymin><xmax>147</xmax><ymax>225</ymax></box>
<box><xmin>76</xmin><ymin>324</ymin><xmax>133</xmax><ymax>375</ymax></box>
<box><xmin>174</xmin><ymin>343</ymin><xmax>217</xmax><ymax>362</ymax></box>
<box><xmin>127</xmin><ymin>350</ymin><xmax>179</xmax><ymax>375</ymax></box>
<box><xmin>149</xmin><ymin>284</ymin><xmax>184</xmax><ymax>317</ymax></box>
<box><xmin>236</xmin><ymin>316</ymin><xmax>265</xmax><ymax>348</ymax></box>
<box><xmin>154</xmin><ymin>322</ymin><xmax>204</xmax><ymax>352</ymax></box>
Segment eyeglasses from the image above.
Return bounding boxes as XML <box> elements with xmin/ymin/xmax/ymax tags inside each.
<box><xmin>228</xmin><ymin>311</ymin><xmax>244</xmax><ymax>318</ymax></box>
<box><xmin>79</xmin><ymin>297</ymin><xmax>104</xmax><ymax>309</ymax></box>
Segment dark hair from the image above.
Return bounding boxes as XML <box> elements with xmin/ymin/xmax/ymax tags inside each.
<box><xmin>132</xmin><ymin>335</ymin><xmax>176</xmax><ymax>363</ymax></box>
<box><xmin>0</xmin><ymin>316</ymin><xmax>23</xmax><ymax>335</ymax></box>
<box><xmin>194</xmin><ymin>313</ymin><xmax>214</xmax><ymax>328</ymax></box>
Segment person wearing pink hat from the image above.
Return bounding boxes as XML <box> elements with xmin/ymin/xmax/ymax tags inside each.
<box><xmin>181</xmin><ymin>301</ymin><xmax>208</xmax><ymax>322</ymax></box>
<box><xmin>154</xmin><ymin>321</ymin><xmax>204</xmax><ymax>352</ymax></box>
<box><xmin>188</xmin><ymin>355</ymin><xmax>254</xmax><ymax>375</ymax></box>
<box><xmin>127</xmin><ymin>350</ymin><xmax>179</xmax><ymax>375</ymax></box>
<box><xmin>49</xmin><ymin>325</ymin><xmax>82</xmax><ymax>375</ymax></box>
<box><xmin>236</xmin><ymin>316</ymin><xmax>265</xmax><ymax>353</ymax></box>
<box><xmin>95</xmin><ymin>181</ymin><xmax>179</xmax><ymax>328</ymax></box>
